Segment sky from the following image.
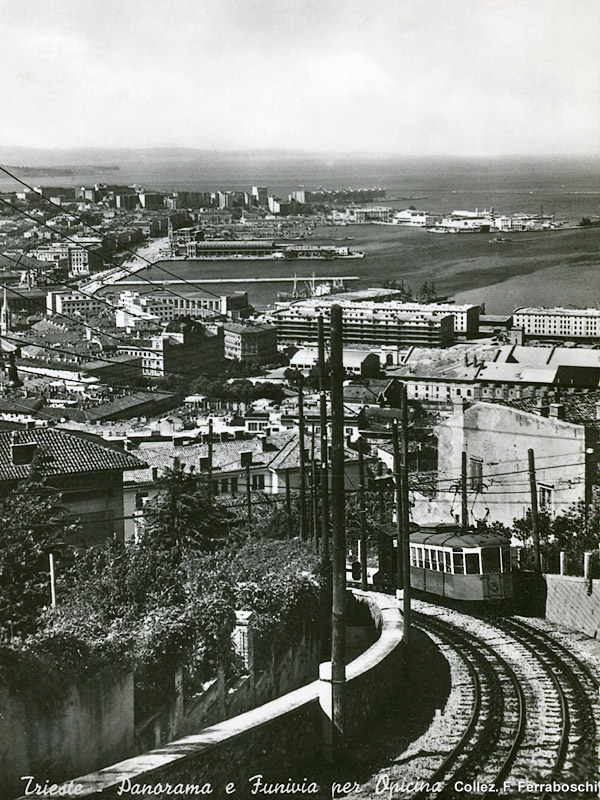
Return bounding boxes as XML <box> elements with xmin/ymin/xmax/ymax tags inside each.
<box><xmin>0</xmin><ymin>0</ymin><xmax>599</xmax><ymax>156</ymax></box>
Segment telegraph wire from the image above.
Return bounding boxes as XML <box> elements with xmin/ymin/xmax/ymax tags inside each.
<box><xmin>0</xmin><ymin>167</ymin><xmax>226</xmax><ymax>302</ymax></box>
<box><xmin>0</xmin><ymin>195</ymin><xmax>231</xmax><ymax>316</ymax></box>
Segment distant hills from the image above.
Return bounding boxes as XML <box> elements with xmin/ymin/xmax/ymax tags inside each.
<box><xmin>1</xmin><ymin>164</ymin><xmax>120</xmax><ymax>177</ymax></box>
<box><xmin>0</xmin><ymin>146</ymin><xmax>318</xmax><ymax>168</ymax></box>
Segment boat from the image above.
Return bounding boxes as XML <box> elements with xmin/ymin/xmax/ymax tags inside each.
<box><xmin>489</xmin><ymin>236</ymin><xmax>512</xmax><ymax>243</ymax></box>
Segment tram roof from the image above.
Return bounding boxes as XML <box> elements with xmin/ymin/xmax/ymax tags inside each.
<box><xmin>411</xmin><ymin>528</ymin><xmax>510</xmax><ymax>549</ymax></box>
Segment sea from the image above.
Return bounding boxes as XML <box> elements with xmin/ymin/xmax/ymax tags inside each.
<box><xmin>2</xmin><ymin>153</ymin><xmax>599</xmax><ymax>313</ymax></box>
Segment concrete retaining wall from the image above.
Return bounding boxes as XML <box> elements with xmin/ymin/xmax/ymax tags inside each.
<box><xmin>545</xmin><ymin>574</ymin><xmax>600</xmax><ymax>639</ymax></box>
<box><xmin>1</xmin><ymin>668</ymin><xmax>134</xmax><ymax>800</ymax></box>
<box><xmin>23</xmin><ymin>590</ymin><xmax>404</xmax><ymax>800</ymax></box>
<box><xmin>136</xmin><ymin>620</ymin><xmax>322</xmax><ymax>750</ymax></box>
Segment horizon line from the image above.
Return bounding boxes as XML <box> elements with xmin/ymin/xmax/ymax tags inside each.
<box><xmin>0</xmin><ymin>145</ymin><xmax>599</xmax><ymax>160</ymax></box>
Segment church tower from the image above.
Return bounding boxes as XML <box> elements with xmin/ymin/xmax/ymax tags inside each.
<box><xmin>1</xmin><ymin>286</ymin><xmax>11</xmax><ymax>338</ymax></box>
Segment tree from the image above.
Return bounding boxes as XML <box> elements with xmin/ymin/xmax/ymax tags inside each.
<box><xmin>511</xmin><ymin>498</ymin><xmax>600</xmax><ymax>572</ymax></box>
<box><xmin>0</xmin><ymin>482</ymin><xmax>79</xmax><ymax>635</ymax></box>
<box><xmin>140</xmin><ymin>469</ymin><xmax>228</xmax><ymax>559</ymax></box>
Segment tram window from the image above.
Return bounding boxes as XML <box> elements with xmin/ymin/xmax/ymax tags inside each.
<box><xmin>443</xmin><ymin>551</ymin><xmax>451</xmax><ymax>572</ymax></box>
<box><xmin>430</xmin><ymin>550</ymin><xmax>438</xmax><ymax>570</ymax></box>
<box><xmin>481</xmin><ymin>548</ymin><xmax>501</xmax><ymax>574</ymax></box>
<box><xmin>417</xmin><ymin>547</ymin><xmax>424</xmax><ymax>568</ymax></box>
<box><xmin>501</xmin><ymin>549</ymin><xmax>511</xmax><ymax>572</ymax></box>
<box><xmin>453</xmin><ymin>552</ymin><xmax>465</xmax><ymax>574</ymax></box>
<box><xmin>465</xmin><ymin>553</ymin><xmax>480</xmax><ymax>574</ymax></box>
<box><xmin>424</xmin><ymin>549</ymin><xmax>432</xmax><ymax>570</ymax></box>
<box><xmin>410</xmin><ymin>546</ymin><xmax>418</xmax><ymax>567</ymax></box>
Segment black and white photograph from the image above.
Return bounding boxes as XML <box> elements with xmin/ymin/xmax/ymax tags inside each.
<box><xmin>1</xmin><ymin>1</ymin><xmax>599</xmax><ymax>798</ymax></box>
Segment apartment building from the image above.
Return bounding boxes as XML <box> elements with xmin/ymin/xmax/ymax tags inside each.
<box><xmin>142</xmin><ymin>319</ymin><xmax>224</xmax><ymax>377</ymax></box>
<box><xmin>47</xmin><ymin>290</ymin><xmax>110</xmax><ymax>317</ymax></box>
<box><xmin>223</xmin><ymin>322</ymin><xmax>278</xmax><ymax>363</ymax></box>
<box><xmin>513</xmin><ymin>307</ymin><xmax>600</xmax><ymax>340</ymax></box>
<box><xmin>271</xmin><ymin>294</ymin><xmax>456</xmax><ymax>348</ymax></box>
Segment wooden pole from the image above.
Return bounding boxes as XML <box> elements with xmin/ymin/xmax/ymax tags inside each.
<box><xmin>358</xmin><ymin>437</ymin><xmax>368</xmax><ymax>591</ymax></box>
<box><xmin>285</xmin><ymin>467</ymin><xmax>292</xmax><ymax>535</ymax></box>
<box><xmin>400</xmin><ymin>384</ymin><xmax>411</xmax><ymax>646</ymax></box>
<box><xmin>298</xmin><ymin>373</ymin><xmax>307</xmax><ymax>540</ymax></box>
<box><xmin>207</xmin><ymin>418</ymin><xmax>213</xmax><ymax>504</ymax></box>
<box><xmin>392</xmin><ymin>419</ymin><xmax>403</xmax><ymax>592</ymax></box>
<box><xmin>246</xmin><ymin>463</ymin><xmax>252</xmax><ymax>524</ymax></box>
<box><xmin>318</xmin><ymin>315</ymin><xmax>330</xmax><ymax>562</ymax></box>
<box><xmin>528</xmin><ymin>448</ymin><xmax>542</xmax><ymax>573</ymax></box>
<box><xmin>461</xmin><ymin>450</ymin><xmax>468</xmax><ymax>532</ymax></box>
<box><xmin>312</xmin><ymin>456</ymin><xmax>319</xmax><ymax>554</ymax></box>
<box><xmin>49</xmin><ymin>553</ymin><xmax>56</xmax><ymax>608</ymax></box>
<box><xmin>329</xmin><ymin>304</ymin><xmax>346</xmax><ymax>758</ymax></box>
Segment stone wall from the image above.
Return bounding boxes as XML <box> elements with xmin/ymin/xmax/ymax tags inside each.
<box><xmin>0</xmin><ymin>668</ymin><xmax>134</xmax><ymax>799</ymax></box>
<box><xmin>545</xmin><ymin>574</ymin><xmax>600</xmax><ymax>639</ymax></box>
<box><xmin>25</xmin><ymin>590</ymin><xmax>404</xmax><ymax>800</ymax></box>
<box><xmin>135</xmin><ymin>620</ymin><xmax>322</xmax><ymax>751</ymax></box>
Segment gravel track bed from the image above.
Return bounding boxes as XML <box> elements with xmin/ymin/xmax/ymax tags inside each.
<box><xmin>495</xmin><ymin>616</ymin><xmax>599</xmax><ymax>788</ymax></box>
<box><xmin>367</xmin><ymin>627</ymin><xmax>477</xmax><ymax>800</ymax></box>
<box><xmin>410</xmin><ymin>599</ymin><xmax>598</xmax><ymax>798</ymax></box>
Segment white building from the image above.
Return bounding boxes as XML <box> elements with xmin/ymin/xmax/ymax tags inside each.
<box><xmin>47</xmin><ymin>290</ymin><xmax>109</xmax><ymax>318</ymax></box>
<box><xmin>116</xmin><ymin>290</ymin><xmax>225</xmax><ymax>328</ymax></box>
<box><xmin>394</xmin><ymin>209</ymin><xmax>439</xmax><ymax>227</ymax></box>
<box><xmin>512</xmin><ymin>307</ymin><xmax>600</xmax><ymax>340</ymax></box>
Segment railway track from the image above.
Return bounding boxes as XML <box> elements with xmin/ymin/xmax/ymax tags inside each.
<box><xmin>403</xmin><ymin>601</ymin><xmax>600</xmax><ymax>799</ymax></box>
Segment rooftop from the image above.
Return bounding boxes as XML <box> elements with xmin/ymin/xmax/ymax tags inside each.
<box><xmin>514</xmin><ymin>307</ymin><xmax>600</xmax><ymax>317</ymax></box>
<box><xmin>0</xmin><ymin>428</ymin><xmax>143</xmax><ymax>482</ymax></box>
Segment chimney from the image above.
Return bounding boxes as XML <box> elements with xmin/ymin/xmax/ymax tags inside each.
<box><xmin>173</xmin><ymin>455</ymin><xmax>181</xmax><ymax>470</ymax></box>
<box><xmin>151</xmin><ymin>466</ymin><xmax>158</xmax><ymax>481</ymax></box>
<box><xmin>10</xmin><ymin>432</ymin><xmax>37</xmax><ymax>465</ymax></box>
<box><xmin>549</xmin><ymin>403</ymin><xmax>565</xmax><ymax>420</ymax></box>
<box><xmin>537</xmin><ymin>399</ymin><xmax>549</xmax><ymax>417</ymax></box>
<box><xmin>240</xmin><ymin>450</ymin><xmax>253</xmax><ymax>467</ymax></box>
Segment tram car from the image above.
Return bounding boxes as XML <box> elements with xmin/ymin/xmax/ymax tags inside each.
<box><xmin>374</xmin><ymin>523</ymin><xmax>513</xmax><ymax>603</ymax></box>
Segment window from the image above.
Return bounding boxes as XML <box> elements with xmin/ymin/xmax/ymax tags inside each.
<box><xmin>424</xmin><ymin>549</ymin><xmax>432</xmax><ymax>570</ymax></box>
<box><xmin>252</xmin><ymin>474</ymin><xmax>265</xmax><ymax>490</ymax></box>
<box><xmin>444</xmin><ymin>551</ymin><xmax>452</xmax><ymax>573</ymax></box>
<box><xmin>538</xmin><ymin>484</ymin><xmax>553</xmax><ymax>513</ymax></box>
<box><xmin>470</xmin><ymin>457</ymin><xmax>483</xmax><ymax>491</ymax></box>
<box><xmin>453</xmin><ymin>552</ymin><xmax>465</xmax><ymax>574</ymax></box>
<box><xmin>410</xmin><ymin>546</ymin><xmax>418</xmax><ymax>567</ymax></box>
<box><xmin>221</xmin><ymin>479</ymin><xmax>229</xmax><ymax>494</ymax></box>
<box><xmin>465</xmin><ymin>552</ymin><xmax>481</xmax><ymax>574</ymax></box>
<box><xmin>231</xmin><ymin>477</ymin><xmax>238</xmax><ymax>494</ymax></box>
<box><xmin>481</xmin><ymin>547</ymin><xmax>501</xmax><ymax>574</ymax></box>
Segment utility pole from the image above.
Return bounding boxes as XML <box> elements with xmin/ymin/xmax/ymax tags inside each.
<box><xmin>49</xmin><ymin>553</ymin><xmax>56</xmax><ymax>608</ymax></box>
<box><xmin>400</xmin><ymin>383</ymin><xmax>411</xmax><ymax>646</ymax></box>
<box><xmin>285</xmin><ymin>467</ymin><xmax>292</xmax><ymax>534</ymax></box>
<box><xmin>461</xmin><ymin>450</ymin><xmax>469</xmax><ymax>532</ymax></box>
<box><xmin>329</xmin><ymin>304</ymin><xmax>346</xmax><ymax>759</ymax></box>
<box><xmin>312</xmin><ymin>454</ymin><xmax>319</xmax><ymax>554</ymax></box>
<box><xmin>207</xmin><ymin>418</ymin><xmax>213</xmax><ymax>505</ymax></box>
<box><xmin>298</xmin><ymin>373</ymin><xmax>307</xmax><ymax>540</ymax></box>
<box><xmin>392</xmin><ymin>420</ymin><xmax>403</xmax><ymax>592</ymax></box>
<box><xmin>246</xmin><ymin>463</ymin><xmax>252</xmax><ymax>524</ymax></box>
<box><xmin>358</xmin><ymin>437</ymin><xmax>368</xmax><ymax>591</ymax></box>
<box><xmin>318</xmin><ymin>315</ymin><xmax>330</xmax><ymax>561</ymax></box>
<box><xmin>528</xmin><ymin>449</ymin><xmax>542</xmax><ymax>573</ymax></box>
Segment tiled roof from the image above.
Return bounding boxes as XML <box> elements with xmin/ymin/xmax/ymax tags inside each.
<box><xmin>0</xmin><ymin>428</ymin><xmax>144</xmax><ymax>482</ymax></box>
<box><xmin>126</xmin><ymin>431</ymin><xmax>358</xmax><ymax>484</ymax></box>
<box><xmin>497</xmin><ymin>391</ymin><xmax>600</xmax><ymax>426</ymax></box>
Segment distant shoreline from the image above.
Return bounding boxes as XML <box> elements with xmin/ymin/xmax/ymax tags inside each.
<box><xmin>1</xmin><ymin>164</ymin><xmax>120</xmax><ymax>177</ymax></box>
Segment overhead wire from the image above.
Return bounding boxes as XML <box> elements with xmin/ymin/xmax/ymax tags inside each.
<box><xmin>0</xmin><ymin>168</ymin><xmax>227</xmax><ymax>302</ymax></box>
<box><xmin>0</xmin><ymin>194</ymin><xmax>234</xmax><ymax>322</ymax></box>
